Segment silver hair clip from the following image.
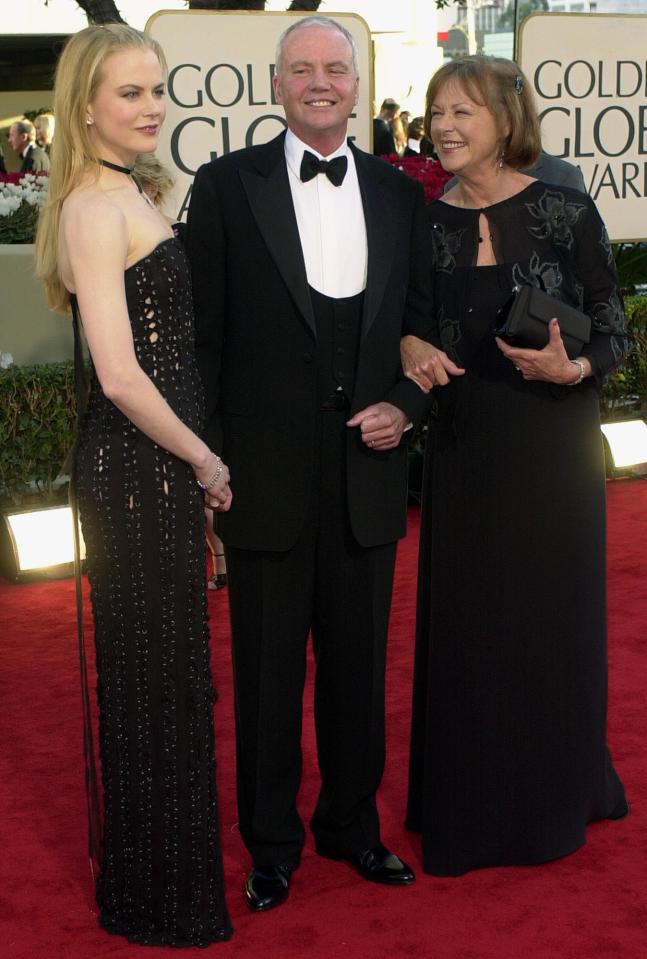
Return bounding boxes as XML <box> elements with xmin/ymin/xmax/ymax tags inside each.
<box><xmin>514</xmin><ymin>75</ymin><xmax>524</xmax><ymax>95</ymax></box>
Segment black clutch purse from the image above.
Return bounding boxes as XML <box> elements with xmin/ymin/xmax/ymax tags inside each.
<box><xmin>494</xmin><ymin>283</ymin><xmax>591</xmax><ymax>359</ymax></box>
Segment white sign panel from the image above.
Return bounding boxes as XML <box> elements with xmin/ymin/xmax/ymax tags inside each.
<box><xmin>147</xmin><ymin>10</ymin><xmax>372</xmax><ymax>221</ymax></box>
<box><xmin>519</xmin><ymin>13</ymin><xmax>647</xmax><ymax>242</ymax></box>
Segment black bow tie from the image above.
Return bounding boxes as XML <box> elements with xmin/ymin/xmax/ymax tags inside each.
<box><xmin>299</xmin><ymin>150</ymin><xmax>348</xmax><ymax>187</ymax></box>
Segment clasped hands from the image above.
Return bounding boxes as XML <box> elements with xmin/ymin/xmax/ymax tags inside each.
<box><xmin>194</xmin><ymin>452</ymin><xmax>233</xmax><ymax>512</ymax></box>
<box><xmin>347</xmin><ymin>402</ymin><xmax>409</xmax><ymax>451</ymax></box>
<box><xmin>193</xmin><ymin>322</ymin><xmax>582</xmax><ymax>488</ymax></box>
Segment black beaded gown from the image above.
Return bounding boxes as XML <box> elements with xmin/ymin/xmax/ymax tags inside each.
<box><xmin>407</xmin><ymin>185</ymin><xmax>630</xmax><ymax>877</ymax></box>
<box><xmin>74</xmin><ymin>237</ymin><xmax>232</xmax><ymax>945</ymax></box>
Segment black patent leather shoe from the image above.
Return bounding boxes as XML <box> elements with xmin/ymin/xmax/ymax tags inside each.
<box><xmin>244</xmin><ymin>864</ymin><xmax>293</xmax><ymax>912</ymax></box>
<box><xmin>608</xmin><ymin>798</ymin><xmax>630</xmax><ymax>820</ymax></box>
<box><xmin>317</xmin><ymin>842</ymin><xmax>415</xmax><ymax>885</ymax></box>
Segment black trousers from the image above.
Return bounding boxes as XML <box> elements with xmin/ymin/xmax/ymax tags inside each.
<box><xmin>225</xmin><ymin>411</ymin><xmax>397</xmax><ymax>867</ymax></box>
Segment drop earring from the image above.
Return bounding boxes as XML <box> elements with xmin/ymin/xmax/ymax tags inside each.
<box><xmin>498</xmin><ymin>152</ymin><xmax>505</xmax><ymax>170</ymax></box>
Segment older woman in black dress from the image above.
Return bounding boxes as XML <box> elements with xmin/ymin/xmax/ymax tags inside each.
<box><xmin>403</xmin><ymin>55</ymin><xmax>630</xmax><ymax>877</ymax></box>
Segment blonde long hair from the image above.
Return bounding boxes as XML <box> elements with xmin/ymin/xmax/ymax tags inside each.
<box><xmin>34</xmin><ymin>24</ymin><xmax>167</xmax><ymax>314</ymax></box>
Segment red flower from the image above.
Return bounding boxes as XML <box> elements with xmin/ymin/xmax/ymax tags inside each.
<box><xmin>0</xmin><ymin>172</ymin><xmax>29</xmax><ymax>185</ymax></box>
<box><xmin>380</xmin><ymin>154</ymin><xmax>451</xmax><ymax>203</ymax></box>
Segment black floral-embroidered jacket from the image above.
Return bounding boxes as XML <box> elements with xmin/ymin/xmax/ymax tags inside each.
<box><xmin>427</xmin><ymin>182</ymin><xmax>630</xmax><ymax>384</ymax></box>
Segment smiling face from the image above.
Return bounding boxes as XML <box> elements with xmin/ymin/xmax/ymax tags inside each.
<box><xmin>428</xmin><ymin>79</ymin><xmax>510</xmax><ymax>179</ymax></box>
<box><xmin>86</xmin><ymin>47</ymin><xmax>166</xmax><ymax>166</ymax></box>
<box><xmin>273</xmin><ymin>24</ymin><xmax>359</xmax><ymax>156</ymax></box>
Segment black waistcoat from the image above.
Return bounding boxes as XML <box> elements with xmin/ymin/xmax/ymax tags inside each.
<box><xmin>309</xmin><ymin>286</ymin><xmax>364</xmax><ymax>406</ymax></box>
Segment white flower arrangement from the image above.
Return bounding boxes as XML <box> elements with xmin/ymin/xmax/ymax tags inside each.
<box><xmin>0</xmin><ymin>173</ymin><xmax>49</xmax><ymax>243</ymax></box>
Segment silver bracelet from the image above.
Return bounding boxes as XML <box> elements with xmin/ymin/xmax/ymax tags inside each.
<box><xmin>567</xmin><ymin>359</ymin><xmax>585</xmax><ymax>386</ymax></box>
<box><xmin>196</xmin><ymin>456</ymin><xmax>223</xmax><ymax>490</ymax></box>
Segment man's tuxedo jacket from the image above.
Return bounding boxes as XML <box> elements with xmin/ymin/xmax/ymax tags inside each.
<box><xmin>20</xmin><ymin>144</ymin><xmax>49</xmax><ymax>173</ymax></box>
<box><xmin>187</xmin><ymin>132</ymin><xmax>432</xmax><ymax>552</ymax></box>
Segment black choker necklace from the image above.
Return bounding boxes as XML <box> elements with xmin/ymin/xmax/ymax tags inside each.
<box><xmin>99</xmin><ymin>158</ymin><xmax>134</xmax><ymax>175</ymax></box>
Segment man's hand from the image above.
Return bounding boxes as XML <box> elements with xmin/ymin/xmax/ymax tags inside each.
<box><xmin>346</xmin><ymin>402</ymin><xmax>409</xmax><ymax>451</ymax></box>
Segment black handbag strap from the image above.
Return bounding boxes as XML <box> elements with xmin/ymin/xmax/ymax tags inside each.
<box><xmin>70</xmin><ymin>297</ymin><xmax>102</xmax><ymax>881</ymax></box>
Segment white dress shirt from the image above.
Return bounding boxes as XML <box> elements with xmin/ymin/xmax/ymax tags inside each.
<box><xmin>284</xmin><ymin>129</ymin><xmax>368</xmax><ymax>299</ymax></box>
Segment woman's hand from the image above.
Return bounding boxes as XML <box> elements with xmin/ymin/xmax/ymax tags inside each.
<box><xmin>495</xmin><ymin>318</ymin><xmax>591</xmax><ymax>384</ymax></box>
<box><xmin>401</xmin><ymin>335</ymin><xmax>465</xmax><ymax>393</ymax></box>
<box><xmin>194</xmin><ymin>452</ymin><xmax>233</xmax><ymax>512</ymax></box>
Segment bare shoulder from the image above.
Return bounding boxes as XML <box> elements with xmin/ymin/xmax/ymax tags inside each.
<box><xmin>61</xmin><ymin>184</ymin><xmax>128</xmax><ymax>246</ymax></box>
<box><xmin>59</xmin><ymin>185</ymin><xmax>130</xmax><ymax>291</ymax></box>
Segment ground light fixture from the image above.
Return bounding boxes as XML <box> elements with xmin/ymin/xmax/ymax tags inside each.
<box><xmin>0</xmin><ymin>503</ymin><xmax>85</xmax><ymax>582</ymax></box>
<box><xmin>601</xmin><ymin>418</ymin><xmax>647</xmax><ymax>477</ymax></box>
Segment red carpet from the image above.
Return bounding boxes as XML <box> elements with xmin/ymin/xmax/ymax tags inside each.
<box><xmin>1</xmin><ymin>482</ymin><xmax>646</xmax><ymax>959</ymax></box>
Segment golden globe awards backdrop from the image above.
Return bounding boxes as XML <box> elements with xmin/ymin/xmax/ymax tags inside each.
<box><xmin>146</xmin><ymin>10</ymin><xmax>372</xmax><ymax>221</ymax></box>
<box><xmin>519</xmin><ymin>13</ymin><xmax>647</xmax><ymax>242</ymax></box>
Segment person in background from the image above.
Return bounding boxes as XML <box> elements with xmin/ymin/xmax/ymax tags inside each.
<box><xmin>34</xmin><ymin>112</ymin><xmax>56</xmax><ymax>155</ymax></box>
<box><xmin>34</xmin><ymin>24</ymin><xmax>231</xmax><ymax>946</ymax></box>
<box><xmin>8</xmin><ymin>119</ymin><xmax>50</xmax><ymax>173</ymax></box>
<box><xmin>132</xmin><ymin>150</ymin><xmax>174</xmax><ymax>206</ymax></box>
<box><xmin>525</xmin><ymin>148</ymin><xmax>586</xmax><ymax>190</ymax></box>
<box><xmin>205</xmin><ymin>506</ymin><xmax>227</xmax><ymax>589</ymax></box>
<box><xmin>188</xmin><ymin>13</ymin><xmax>431</xmax><ymax>914</ymax></box>
<box><xmin>373</xmin><ymin>97</ymin><xmax>399</xmax><ymax>155</ymax></box>
<box><xmin>390</xmin><ymin>113</ymin><xmax>407</xmax><ymax>156</ymax></box>
<box><xmin>445</xmin><ymin>147</ymin><xmax>586</xmax><ymax>193</ymax></box>
<box><xmin>404</xmin><ymin>116</ymin><xmax>425</xmax><ymax>156</ymax></box>
<box><xmin>402</xmin><ymin>54</ymin><xmax>630</xmax><ymax>879</ymax></box>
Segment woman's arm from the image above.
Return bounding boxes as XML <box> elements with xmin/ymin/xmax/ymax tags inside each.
<box><xmin>62</xmin><ymin>196</ymin><xmax>231</xmax><ymax>507</ymax></box>
<box><xmin>574</xmin><ymin>199</ymin><xmax>631</xmax><ymax>384</ymax></box>
<box><xmin>400</xmin><ymin>200</ymin><xmax>466</xmax><ymax>393</ymax></box>
<box><xmin>496</xmin><ymin>196</ymin><xmax>629</xmax><ymax>386</ymax></box>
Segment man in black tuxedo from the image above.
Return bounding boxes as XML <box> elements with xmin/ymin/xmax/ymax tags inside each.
<box><xmin>8</xmin><ymin>120</ymin><xmax>50</xmax><ymax>173</ymax></box>
<box><xmin>188</xmin><ymin>15</ymin><xmax>431</xmax><ymax>912</ymax></box>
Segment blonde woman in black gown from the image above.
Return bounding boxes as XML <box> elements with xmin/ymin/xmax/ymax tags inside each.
<box><xmin>35</xmin><ymin>25</ymin><xmax>232</xmax><ymax>945</ymax></box>
<box><xmin>402</xmin><ymin>56</ymin><xmax>630</xmax><ymax>878</ymax></box>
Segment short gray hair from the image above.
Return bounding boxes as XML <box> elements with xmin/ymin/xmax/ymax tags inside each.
<box><xmin>13</xmin><ymin>119</ymin><xmax>35</xmax><ymax>142</ymax></box>
<box><xmin>275</xmin><ymin>15</ymin><xmax>359</xmax><ymax>76</ymax></box>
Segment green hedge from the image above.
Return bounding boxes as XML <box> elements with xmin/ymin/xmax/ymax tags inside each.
<box><xmin>599</xmin><ymin>294</ymin><xmax>647</xmax><ymax>419</ymax></box>
<box><xmin>0</xmin><ymin>361</ymin><xmax>77</xmax><ymax>505</ymax></box>
<box><xmin>0</xmin><ymin>201</ymin><xmax>41</xmax><ymax>245</ymax></box>
<box><xmin>0</xmin><ymin>298</ymin><xmax>645</xmax><ymax>506</ymax></box>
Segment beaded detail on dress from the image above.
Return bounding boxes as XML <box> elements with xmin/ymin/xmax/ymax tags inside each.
<box><xmin>74</xmin><ymin>237</ymin><xmax>231</xmax><ymax>946</ymax></box>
